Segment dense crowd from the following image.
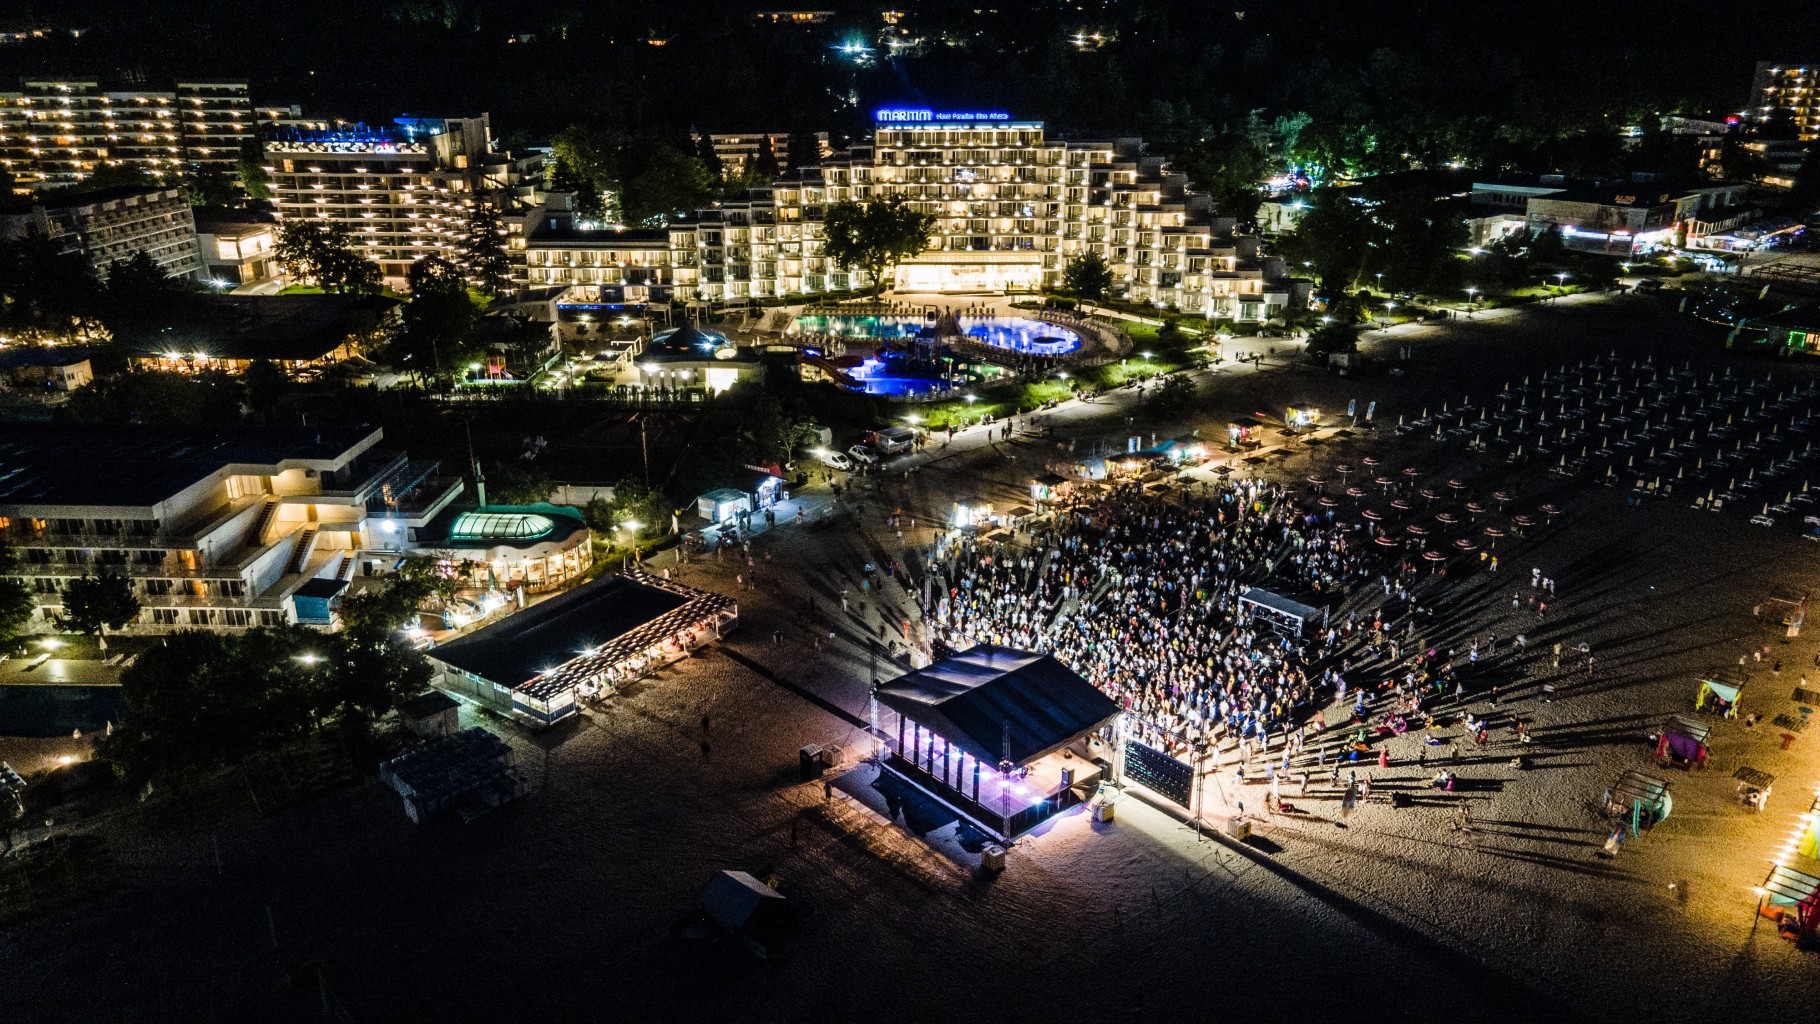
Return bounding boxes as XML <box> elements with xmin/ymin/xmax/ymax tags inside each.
<box><xmin>929</xmin><ymin>479</ymin><xmax>1452</xmax><ymax>759</ymax></box>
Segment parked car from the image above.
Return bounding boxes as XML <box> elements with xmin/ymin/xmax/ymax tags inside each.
<box><xmin>847</xmin><ymin>444</ymin><xmax>879</xmax><ymax>465</ymax></box>
<box><xmin>817</xmin><ymin>449</ymin><xmax>854</xmax><ymax>472</ymax></box>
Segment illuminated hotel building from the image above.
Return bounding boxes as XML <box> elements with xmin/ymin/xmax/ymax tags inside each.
<box><xmin>0</xmin><ymin>423</ymin><xmax>463</xmax><ymax>634</ymax></box>
<box><xmin>264</xmin><ymin>116</ymin><xmax>510</xmax><ymax>282</ymax></box>
<box><xmin>524</xmin><ymin>110</ymin><xmax>1292</xmax><ymax>320</ymax></box>
<box><xmin>1749</xmin><ymin>62</ymin><xmax>1820</xmax><ymax>141</ymax></box>
<box><xmin>0</xmin><ymin>79</ymin><xmax>253</xmax><ymax>192</ymax></box>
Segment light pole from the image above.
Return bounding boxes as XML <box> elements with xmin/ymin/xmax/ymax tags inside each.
<box><xmin>1464</xmin><ymin>287</ymin><xmax>1479</xmax><ymax>313</ymax></box>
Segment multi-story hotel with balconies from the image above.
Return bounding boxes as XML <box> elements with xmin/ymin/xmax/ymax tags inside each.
<box><xmin>0</xmin><ymin>185</ymin><xmax>202</xmax><ymax>279</ymax></box>
<box><xmin>0</xmin><ymin>424</ymin><xmax>462</xmax><ymax>633</ymax></box>
<box><xmin>263</xmin><ymin>116</ymin><xmax>510</xmax><ymax>283</ymax></box>
<box><xmin>1749</xmin><ymin>61</ymin><xmax>1820</xmax><ymax>141</ymax></box>
<box><xmin>521</xmin><ymin>110</ymin><xmax>1291</xmax><ymax>320</ymax></box>
<box><xmin>0</xmin><ymin>78</ymin><xmax>254</xmax><ymax>192</ymax></box>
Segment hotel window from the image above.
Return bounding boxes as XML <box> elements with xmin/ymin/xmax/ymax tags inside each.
<box><xmin>152</xmin><ymin>608</ymin><xmax>180</xmax><ymax>625</ymax></box>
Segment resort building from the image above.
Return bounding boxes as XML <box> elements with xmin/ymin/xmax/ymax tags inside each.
<box><xmin>1472</xmin><ymin>175</ymin><xmax>1752</xmax><ymax>255</ymax></box>
<box><xmin>689</xmin><ymin>130</ymin><xmax>829</xmax><ymax>177</ymax></box>
<box><xmin>633</xmin><ymin>323</ymin><xmax>764</xmax><ymax>394</ymax></box>
<box><xmin>193</xmin><ymin>206</ymin><xmax>281</xmax><ymax>289</ymax></box>
<box><xmin>523</xmin><ymin>110</ymin><xmax>1295</xmax><ymax>319</ymax></box>
<box><xmin>125</xmin><ymin>293</ymin><xmax>400</xmax><ymax>375</ymax></box>
<box><xmin>0</xmin><ymin>346</ymin><xmax>94</xmax><ymax>392</ymax></box>
<box><xmin>0</xmin><ymin>423</ymin><xmax>463</xmax><ymax>634</ymax></box>
<box><xmin>1748</xmin><ymin>62</ymin><xmax>1820</xmax><ymax>140</ymax></box>
<box><xmin>0</xmin><ymin>185</ymin><xmax>201</xmax><ymax>279</ymax></box>
<box><xmin>410</xmin><ymin>501</ymin><xmax>593</xmax><ymax>592</ymax></box>
<box><xmin>263</xmin><ymin>115</ymin><xmax>510</xmax><ymax>283</ymax></box>
<box><xmin>429</xmin><ymin>572</ymin><xmax>738</xmax><ymax>728</ymax></box>
<box><xmin>0</xmin><ymin>78</ymin><xmax>253</xmax><ymax>192</ymax></box>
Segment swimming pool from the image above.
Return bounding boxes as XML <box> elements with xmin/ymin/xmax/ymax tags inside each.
<box><xmin>0</xmin><ymin>685</ymin><xmax>127</xmax><ymax>738</ymax></box>
<box><xmin>794</xmin><ymin>315</ymin><xmax>1082</xmax><ymax>356</ymax></box>
<box><xmin>845</xmin><ymin>357</ymin><xmax>953</xmax><ymax>396</ymax></box>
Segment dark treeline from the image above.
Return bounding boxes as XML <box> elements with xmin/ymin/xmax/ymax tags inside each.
<box><xmin>3</xmin><ymin>0</ymin><xmax>1812</xmax><ymax>163</ymax></box>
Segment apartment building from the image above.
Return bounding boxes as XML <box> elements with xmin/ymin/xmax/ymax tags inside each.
<box><xmin>525</xmin><ymin>111</ymin><xmax>1291</xmax><ymax>319</ymax></box>
<box><xmin>0</xmin><ymin>185</ymin><xmax>201</xmax><ymax>279</ymax></box>
<box><xmin>1474</xmin><ymin>174</ymin><xmax>1751</xmax><ymax>254</ymax></box>
<box><xmin>1748</xmin><ymin>62</ymin><xmax>1820</xmax><ymax>141</ymax></box>
<box><xmin>0</xmin><ymin>78</ymin><xmax>253</xmax><ymax>192</ymax></box>
<box><xmin>193</xmin><ymin>206</ymin><xmax>280</xmax><ymax>287</ymax></box>
<box><xmin>690</xmin><ymin>130</ymin><xmax>830</xmax><ymax>177</ymax></box>
<box><xmin>264</xmin><ymin>116</ymin><xmax>509</xmax><ymax>282</ymax></box>
<box><xmin>0</xmin><ymin>424</ymin><xmax>463</xmax><ymax>633</ymax></box>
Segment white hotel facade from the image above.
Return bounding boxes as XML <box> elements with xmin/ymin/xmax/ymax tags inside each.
<box><xmin>523</xmin><ymin>110</ymin><xmax>1293</xmax><ymax>320</ymax></box>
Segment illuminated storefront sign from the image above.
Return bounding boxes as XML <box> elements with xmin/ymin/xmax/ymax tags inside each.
<box><xmin>874</xmin><ymin>108</ymin><xmax>1013</xmax><ymax>123</ymax></box>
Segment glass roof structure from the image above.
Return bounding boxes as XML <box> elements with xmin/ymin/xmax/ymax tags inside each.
<box><xmin>449</xmin><ymin>511</ymin><xmax>555</xmax><ymax>542</ymax></box>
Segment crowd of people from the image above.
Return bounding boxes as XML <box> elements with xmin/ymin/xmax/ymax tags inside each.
<box><xmin>926</xmin><ymin>478</ymin><xmax>1479</xmax><ymax>762</ymax></box>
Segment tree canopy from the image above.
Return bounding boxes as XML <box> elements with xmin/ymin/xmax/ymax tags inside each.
<box><xmin>0</xmin><ymin>541</ymin><xmax>37</xmax><ymax>646</ymax></box>
<box><xmin>60</xmin><ymin>572</ymin><xmax>141</xmax><ymax>636</ymax></box>
<box><xmin>1276</xmin><ymin>193</ymin><xmax>1373</xmax><ymax>293</ymax></box>
<box><xmin>1062</xmin><ymin>252</ymin><xmax>1113</xmax><ymax>301</ymax></box>
<box><xmin>99</xmin><ymin>614</ymin><xmax>432</xmax><ymax>789</ymax></box>
<box><xmin>0</xmin><ymin>233</ymin><xmax>99</xmax><ymax>343</ymax></box>
<box><xmin>456</xmin><ymin>200</ymin><xmax>513</xmax><ymax>299</ymax></box>
<box><xmin>549</xmin><ymin>128</ymin><xmax>716</xmax><ymax>225</ymax></box>
<box><xmin>393</xmin><ymin>256</ymin><xmax>482</xmax><ymax>381</ymax></box>
<box><xmin>821</xmin><ymin>197</ymin><xmax>936</xmax><ymax>295</ymax></box>
<box><xmin>274</xmin><ymin>220</ymin><xmax>383</xmax><ymax>295</ymax></box>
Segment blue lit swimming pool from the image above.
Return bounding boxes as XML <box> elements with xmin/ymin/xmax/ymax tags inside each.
<box><xmin>794</xmin><ymin>315</ymin><xmax>1082</xmax><ymax>356</ymax></box>
<box><xmin>846</xmin><ymin>357</ymin><xmax>952</xmax><ymax>396</ymax></box>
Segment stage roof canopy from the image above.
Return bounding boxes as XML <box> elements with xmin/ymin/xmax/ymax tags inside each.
<box><xmin>875</xmin><ymin>645</ymin><xmax>1119</xmax><ymax>766</ymax></box>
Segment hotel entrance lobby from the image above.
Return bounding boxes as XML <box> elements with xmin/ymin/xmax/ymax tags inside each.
<box><xmin>894</xmin><ymin>253</ymin><xmax>1044</xmax><ymax>294</ymax></box>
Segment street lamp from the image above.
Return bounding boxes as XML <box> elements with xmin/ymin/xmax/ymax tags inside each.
<box><xmin>293</xmin><ymin>653</ymin><xmax>321</xmax><ymax>666</ymax></box>
<box><xmin>1375</xmin><ymin>272</ymin><xmax>1384</xmax><ymax>291</ymax></box>
<box><xmin>1465</xmin><ymin>287</ymin><xmax>1479</xmax><ymax>307</ymax></box>
<box><xmin>1555</xmin><ymin>272</ymin><xmax>1569</xmax><ymax>287</ymax></box>
<box><xmin>905</xmin><ymin>413</ymin><xmax>923</xmax><ymax>425</ymax></box>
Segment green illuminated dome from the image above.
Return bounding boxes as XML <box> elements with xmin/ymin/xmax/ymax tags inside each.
<box><xmin>449</xmin><ymin>511</ymin><xmax>556</xmax><ymax>542</ymax></box>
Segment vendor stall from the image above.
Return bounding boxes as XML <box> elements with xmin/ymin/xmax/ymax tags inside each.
<box><xmin>1227</xmin><ymin>417</ymin><xmax>1263</xmax><ymax>450</ymax></box>
<box><xmin>698</xmin><ymin>488</ymin><xmax>751</xmax><ymax>525</ymax></box>
<box><xmin>1030</xmin><ymin>472</ymin><xmax>1071</xmax><ymax>505</ymax></box>
<box><xmin>1696</xmin><ymin>669</ymin><xmax>1746</xmax><ymax>718</ymax></box>
<box><xmin>950</xmin><ymin>499</ymin><xmax>998</xmax><ymax>530</ymax></box>
<box><xmin>1656</xmin><ymin>714</ymin><xmax>1712</xmax><ymax>769</ymax></box>
<box><xmin>1603</xmin><ymin>769</ymin><xmax>1673</xmax><ymax>828</ymax></box>
<box><xmin>1285</xmin><ymin>402</ymin><xmax>1321</xmax><ymax>434</ymax></box>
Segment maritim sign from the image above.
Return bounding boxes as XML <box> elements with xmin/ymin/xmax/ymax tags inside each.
<box><xmin>875</xmin><ymin>108</ymin><xmax>1013</xmax><ymax>124</ymax></box>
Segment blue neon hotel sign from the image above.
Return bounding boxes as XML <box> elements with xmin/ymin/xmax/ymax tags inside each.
<box><xmin>875</xmin><ymin>108</ymin><xmax>1012</xmax><ymax>124</ymax></box>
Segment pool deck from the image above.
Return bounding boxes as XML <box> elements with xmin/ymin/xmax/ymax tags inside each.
<box><xmin>0</xmin><ymin>657</ymin><xmax>123</xmax><ymax>688</ymax></box>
